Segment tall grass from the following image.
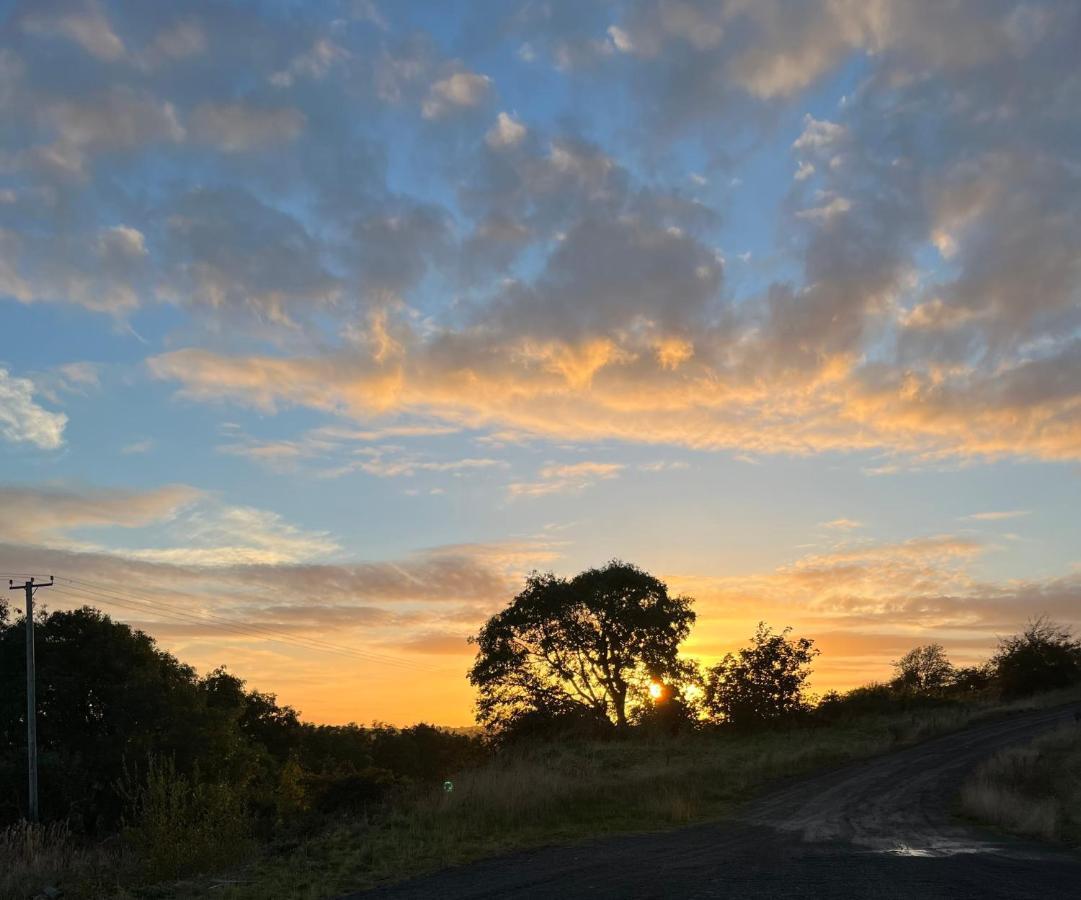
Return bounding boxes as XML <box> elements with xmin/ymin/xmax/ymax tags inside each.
<box><xmin>960</xmin><ymin>722</ymin><xmax>1081</xmax><ymax>843</ymax></box>
<box><xmin>0</xmin><ymin>758</ymin><xmax>255</xmax><ymax>899</ymax></box>
<box><xmin>0</xmin><ymin>820</ymin><xmax>120</xmax><ymax>899</ymax></box>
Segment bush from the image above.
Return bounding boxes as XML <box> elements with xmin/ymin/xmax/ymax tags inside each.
<box><xmin>704</xmin><ymin>623</ymin><xmax>818</xmax><ymax>729</ymax></box>
<box><xmin>993</xmin><ymin>618</ymin><xmax>1081</xmax><ymax>698</ymax></box>
<box><xmin>303</xmin><ymin>767</ymin><xmax>403</xmax><ymax>815</ymax></box>
<box><xmin>495</xmin><ymin>704</ymin><xmax>616</xmax><ymax>745</ymax></box>
<box><xmin>120</xmin><ymin>756</ymin><xmax>253</xmax><ymax>882</ymax></box>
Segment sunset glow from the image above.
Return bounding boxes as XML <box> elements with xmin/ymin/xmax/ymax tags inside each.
<box><xmin>1</xmin><ymin>0</ymin><xmax>1079</xmax><ymax>728</ymax></box>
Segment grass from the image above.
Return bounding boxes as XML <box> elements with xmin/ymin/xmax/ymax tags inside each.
<box><xmin>0</xmin><ymin>820</ymin><xmax>124</xmax><ymax>899</ymax></box>
<box><xmin>9</xmin><ymin>689</ymin><xmax>1078</xmax><ymax>899</ymax></box>
<box><xmin>960</xmin><ymin>721</ymin><xmax>1081</xmax><ymax>844</ymax></box>
<box><xmin>166</xmin><ymin>690</ymin><xmax>1078</xmax><ymax>900</ymax></box>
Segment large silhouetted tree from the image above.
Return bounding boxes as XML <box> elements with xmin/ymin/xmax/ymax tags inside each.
<box><xmin>469</xmin><ymin>561</ymin><xmax>695</xmax><ymax>733</ymax></box>
<box><xmin>704</xmin><ymin>623</ymin><xmax>818</xmax><ymax>728</ymax></box>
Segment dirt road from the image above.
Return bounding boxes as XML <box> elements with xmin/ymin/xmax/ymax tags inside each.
<box><xmin>354</xmin><ymin>704</ymin><xmax>1081</xmax><ymax>899</ymax></box>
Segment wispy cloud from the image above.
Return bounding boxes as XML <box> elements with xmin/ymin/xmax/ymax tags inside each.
<box><xmin>962</xmin><ymin>510</ymin><xmax>1031</xmax><ymax>522</ymax></box>
<box><xmin>121</xmin><ymin>438</ymin><xmax>155</xmax><ymax>455</ymax></box>
<box><xmin>507</xmin><ymin>461</ymin><xmax>625</xmax><ymax>498</ymax></box>
<box><xmin>821</xmin><ymin>518</ymin><xmax>864</xmax><ymax>530</ymax></box>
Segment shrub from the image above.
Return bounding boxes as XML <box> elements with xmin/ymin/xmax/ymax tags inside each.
<box><xmin>993</xmin><ymin>618</ymin><xmax>1081</xmax><ymax>698</ymax></box>
<box><xmin>120</xmin><ymin>756</ymin><xmax>253</xmax><ymax>882</ymax></box>
<box><xmin>704</xmin><ymin>623</ymin><xmax>818</xmax><ymax>729</ymax></box>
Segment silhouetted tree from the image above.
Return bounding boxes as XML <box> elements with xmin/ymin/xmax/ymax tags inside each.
<box><xmin>704</xmin><ymin>623</ymin><xmax>818</xmax><ymax>728</ymax></box>
<box><xmin>468</xmin><ymin>561</ymin><xmax>696</xmax><ymax>733</ymax></box>
<box><xmin>993</xmin><ymin>618</ymin><xmax>1081</xmax><ymax>697</ymax></box>
<box><xmin>893</xmin><ymin>643</ymin><xmax>953</xmax><ymax>694</ymax></box>
<box><xmin>0</xmin><ymin>606</ymin><xmax>231</xmax><ymax>828</ymax></box>
<box><xmin>631</xmin><ymin>676</ymin><xmax>702</xmax><ymax>735</ymax></box>
<box><xmin>951</xmin><ymin>663</ymin><xmax>994</xmax><ymax>695</ymax></box>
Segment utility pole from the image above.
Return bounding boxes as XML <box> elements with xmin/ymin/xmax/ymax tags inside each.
<box><xmin>9</xmin><ymin>576</ymin><xmax>52</xmax><ymax>824</ymax></box>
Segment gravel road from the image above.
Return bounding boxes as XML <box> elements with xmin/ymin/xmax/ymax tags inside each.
<box><xmin>353</xmin><ymin>703</ymin><xmax>1081</xmax><ymax>899</ymax></box>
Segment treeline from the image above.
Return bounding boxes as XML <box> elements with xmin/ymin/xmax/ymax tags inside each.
<box><xmin>0</xmin><ymin>603</ymin><xmax>483</xmax><ymax>844</ymax></box>
<box><xmin>468</xmin><ymin>562</ymin><xmax>1081</xmax><ymax>740</ymax></box>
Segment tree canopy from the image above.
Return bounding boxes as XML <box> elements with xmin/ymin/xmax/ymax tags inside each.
<box><xmin>0</xmin><ymin>605</ymin><xmax>482</xmax><ymax>829</ymax></box>
<box><xmin>893</xmin><ymin>644</ymin><xmax>954</xmax><ymax>694</ymax></box>
<box><xmin>468</xmin><ymin>561</ymin><xmax>695</xmax><ymax>733</ymax></box>
<box><xmin>993</xmin><ymin>618</ymin><xmax>1081</xmax><ymax>697</ymax></box>
<box><xmin>704</xmin><ymin>623</ymin><xmax>818</xmax><ymax>728</ymax></box>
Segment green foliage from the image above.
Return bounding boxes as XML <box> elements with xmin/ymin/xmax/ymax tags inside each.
<box><xmin>469</xmin><ymin>561</ymin><xmax>696</xmax><ymax>733</ymax></box>
<box><xmin>120</xmin><ymin>756</ymin><xmax>253</xmax><ymax>882</ymax></box>
<box><xmin>0</xmin><ymin>605</ymin><xmax>486</xmax><ymax>839</ymax></box>
<box><xmin>0</xmin><ymin>605</ymin><xmax>241</xmax><ymax>829</ymax></box>
<box><xmin>892</xmin><ymin>643</ymin><xmax>954</xmax><ymax>694</ymax></box>
<box><xmin>704</xmin><ymin>623</ymin><xmax>818</xmax><ymax>728</ymax></box>
<box><xmin>992</xmin><ymin>618</ymin><xmax>1081</xmax><ymax>698</ymax></box>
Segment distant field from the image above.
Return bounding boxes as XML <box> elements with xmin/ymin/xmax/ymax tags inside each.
<box><xmin>163</xmin><ymin>690</ymin><xmax>1081</xmax><ymax>900</ymax></box>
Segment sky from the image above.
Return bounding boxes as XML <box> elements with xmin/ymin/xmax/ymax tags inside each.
<box><xmin>1</xmin><ymin>0</ymin><xmax>1079</xmax><ymax>726</ymax></box>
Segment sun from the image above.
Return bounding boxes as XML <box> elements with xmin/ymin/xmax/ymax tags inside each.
<box><xmin>649</xmin><ymin>681</ymin><xmax>663</xmax><ymax>700</ymax></box>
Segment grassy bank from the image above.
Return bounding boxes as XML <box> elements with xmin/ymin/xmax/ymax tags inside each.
<box><xmin>167</xmin><ymin>691</ymin><xmax>1076</xmax><ymax>900</ymax></box>
<box><xmin>960</xmin><ymin>721</ymin><xmax>1081</xmax><ymax>844</ymax></box>
<box><xmin>6</xmin><ymin>690</ymin><xmax>1076</xmax><ymax>899</ymax></box>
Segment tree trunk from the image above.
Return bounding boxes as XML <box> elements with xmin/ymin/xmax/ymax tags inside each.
<box><xmin>613</xmin><ymin>685</ymin><xmax>628</xmax><ymax>727</ymax></box>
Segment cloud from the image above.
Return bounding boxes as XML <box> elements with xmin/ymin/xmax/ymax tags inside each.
<box><xmin>35</xmin><ymin>86</ymin><xmax>185</xmax><ymax>176</ymax></box>
<box><xmin>0</xmin><ymin>483</ymin><xmax>199</xmax><ymax>545</ymax></box>
<box><xmin>162</xmin><ymin>187</ymin><xmax>340</xmax><ymax>323</ymax></box>
<box><xmin>0</xmin><ymin>368</ymin><xmax>68</xmax><ymax>449</ymax></box>
<box><xmin>421</xmin><ymin>71</ymin><xmax>491</xmax><ymax>119</ymax></box>
<box><xmin>271</xmin><ymin>39</ymin><xmax>349</xmax><ymax>87</ymax></box>
<box><xmin>121</xmin><ymin>438</ymin><xmax>154</xmax><ymax>455</ymax></box>
<box><xmin>963</xmin><ymin>510</ymin><xmax>1031</xmax><ymax>522</ymax></box>
<box><xmin>674</xmin><ymin>532</ymin><xmax>1081</xmax><ymax>688</ymax></box>
<box><xmin>507</xmin><ymin>460</ymin><xmax>624</xmax><ymax>498</ymax></box>
<box><xmin>123</xmin><ymin>503</ymin><xmax>339</xmax><ymax>567</ymax></box>
<box><xmin>189</xmin><ymin>103</ymin><xmax>306</xmax><ymax>153</ymax></box>
<box><xmin>20</xmin><ymin>0</ymin><xmax>125</xmax><ymax>62</ymax></box>
<box><xmin>821</xmin><ymin>518</ymin><xmax>864</xmax><ymax>530</ymax></box>
<box><xmin>349</xmin><ymin>453</ymin><xmax>508</xmax><ymax>480</ymax></box>
<box><xmin>486</xmin><ymin>112</ymin><xmax>526</xmax><ymax>149</ymax></box>
<box><xmin>0</xmin><ymin>482</ymin><xmax>338</xmax><ymax>567</ymax></box>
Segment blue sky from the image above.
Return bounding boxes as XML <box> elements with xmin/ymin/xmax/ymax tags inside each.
<box><xmin>1</xmin><ymin>0</ymin><xmax>1079</xmax><ymax>724</ymax></box>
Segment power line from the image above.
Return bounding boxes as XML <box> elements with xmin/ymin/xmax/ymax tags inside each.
<box><xmin>48</xmin><ymin>579</ymin><xmax>446</xmax><ymax>674</ymax></box>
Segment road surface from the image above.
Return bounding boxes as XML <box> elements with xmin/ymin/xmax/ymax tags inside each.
<box><xmin>353</xmin><ymin>704</ymin><xmax>1081</xmax><ymax>899</ymax></box>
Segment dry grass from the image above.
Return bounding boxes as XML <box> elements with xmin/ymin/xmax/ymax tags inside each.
<box><xmin>0</xmin><ymin>821</ymin><xmax>122</xmax><ymax>899</ymax></box>
<box><xmin>960</xmin><ymin>721</ymin><xmax>1081</xmax><ymax>844</ymax></box>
